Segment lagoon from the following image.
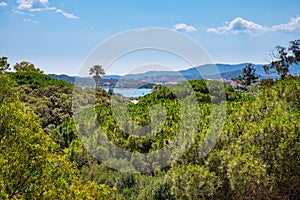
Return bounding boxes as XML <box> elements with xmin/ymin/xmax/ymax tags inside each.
<box><xmin>104</xmin><ymin>88</ymin><xmax>152</xmax><ymax>97</ymax></box>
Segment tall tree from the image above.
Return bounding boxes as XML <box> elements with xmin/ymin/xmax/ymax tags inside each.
<box><xmin>264</xmin><ymin>39</ymin><xmax>300</xmax><ymax>80</ymax></box>
<box><xmin>264</xmin><ymin>46</ymin><xmax>291</xmax><ymax>80</ymax></box>
<box><xmin>14</xmin><ymin>61</ymin><xmax>43</xmax><ymax>73</ymax></box>
<box><xmin>288</xmin><ymin>39</ymin><xmax>300</xmax><ymax>63</ymax></box>
<box><xmin>234</xmin><ymin>64</ymin><xmax>259</xmax><ymax>87</ymax></box>
<box><xmin>0</xmin><ymin>57</ymin><xmax>10</xmax><ymax>72</ymax></box>
<box><xmin>89</xmin><ymin>65</ymin><xmax>105</xmax><ymax>88</ymax></box>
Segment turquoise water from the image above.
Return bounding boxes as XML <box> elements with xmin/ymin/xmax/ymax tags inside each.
<box><xmin>104</xmin><ymin>88</ymin><xmax>152</xmax><ymax>97</ymax></box>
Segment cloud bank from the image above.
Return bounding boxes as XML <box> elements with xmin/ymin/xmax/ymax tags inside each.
<box><xmin>173</xmin><ymin>23</ymin><xmax>197</xmax><ymax>32</ymax></box>
<box><xmin>271</xmin><ymin>16</ymin><xmax>300</xmax><ymax>33</ymax></box>
<box><xmin>16</xmin><ymin>0</ymin><xmax>79</xmax><ymax>19</ymax></box>
<box><xmin>207</xmin><ymin>16</ymin><xmax>300</xmax><ymax>35</ymax></box>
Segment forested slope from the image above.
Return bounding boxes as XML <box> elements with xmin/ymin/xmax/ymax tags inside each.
<box><xmin>1</xmin><ymin>70</ymin><xmax>299</xmax><ymax>199</ymax></box>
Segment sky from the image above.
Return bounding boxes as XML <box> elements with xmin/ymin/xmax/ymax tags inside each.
<box><xmin>0</xmin><ymin>0</ymin><xmax>300</xmax><ymax>75</ymax></box>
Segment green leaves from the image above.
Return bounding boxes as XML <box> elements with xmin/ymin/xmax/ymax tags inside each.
<box><xmin>2</xmin><ymin>63</ymin><xmax>300</xmax><ymax>199</ymax></box>
<box><xmin>13</xmin><ymin>61</ymin><xmax>43</xmax><ymax>73</ymax></box>
<box><xmin>73</xmin><ymin>77</ymin><xmax>300</xmax><ymax>199</ymax></box>
<box><xmin>0</xmin><ymin>74</ymin><xmax>116</xmax><ymax>199</ymax></box>
<box><xmin>227</xmin><ymin>154</ymin><xmax>275</xmax><ymax>199</ymax></box>
<box><xmin>263</xmin><ymin>39</ymin><xmax>300</xmax><ymax>80</ymax></box>
<box><xmin>89</xmin><ymin>65</ymin><xmax>105</xmax><ymax>88</ymax></box>
<box><xmin>0</xmin><ymin>57</ymin><xmax>10</xmax><ymax>72</ymax></box>
<box><xmin>167</xmin><ymin>165</ymin><xmax>221</xmax><ymax>200</ymax></box>
<box><xmin>234</xmin><ymin>63</ymin><xmax>259</xmax><ymax>88</ymax></box>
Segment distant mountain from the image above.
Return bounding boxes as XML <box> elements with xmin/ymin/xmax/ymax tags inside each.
<box><xmin>48</xmin><ymin>74</ymin><xmax>121</xmax><ymax>84</ymax></box>
<box><xmin>179</xmin><ymin>63</ymin><xmax>265</xmax><ymax>79</ymax></box>
<box><xmin>48</xmin><ymin>63</ymin><xmax>300</xmax><ymax>85</ymax></box>
<box><xmin>48</xmin><ymin>74</ymin><xmax>76</xmax><ymax>83</ymax></box>
<box><xmin>120</xmin><ymin>63</ymin><xmax>272</xmax><ymax>81</ymax></box>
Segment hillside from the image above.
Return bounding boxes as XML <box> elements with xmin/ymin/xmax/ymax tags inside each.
<box><xmin>49</xmin><ymin>63</ymin><xmax>297</xmax><ymax>87</ymax></box>
<box><xmin>1</xmin><ymin>69</ymin><xmax>300</xmax><ymax>199</ymax></box>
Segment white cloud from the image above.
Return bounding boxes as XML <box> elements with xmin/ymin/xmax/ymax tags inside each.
<box><xmin>208</xmin><ymin>16</ymin><xmax>300</xmax><ymax>35</ymax></box>
<box><xmin>55</xmin><ymin>9</ymin><xmax>79</xmax><ymax>19</ymax></box>
<box><xmin>17</xmin><ymin>0</ymin><xmax>48</xmax><ymax>10</ymax></box>
<box><xmin>16</xmin><ymin>0</ymin><xmax>79</xmax><ymax>19</ymax></box>
<box><xmin>29</xmin><ymin>7</ymin><xmax>56</xmax><ymax>11</ymax></box>
<box><xmin>0</xmin><ymin>1</ymin><xmax>8</xmax><ymax>7</ymax></box>
<box><xmin>207</xmin><ymin>17</ymin><xmax>268</xmax><ymax>35</ymax></box>
<box><xmin>173</xmin><ymin>23</ymin><xmax>197</xmax><ymax>32</ymax></box>
<box><xmin>271</xmin><ymin>16</ymin><xmax>300</xmax><ymax>33</ymax></box>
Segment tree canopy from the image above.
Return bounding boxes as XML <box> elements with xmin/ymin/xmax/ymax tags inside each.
<box><xmin>89</xmin><ymin>65</ymin><xmax>105</xmax><ymax>87</ymax></box>
<box><xmin>0</xmin><ymin>57</ymin><xmax>10</xmax><ymax>72</ymax></box>
<box><xmin>0</xmin><ymin>73</ymin><xmax>116</xmax><ymax>199</ymax></box>
<box><xmin>234</xmin><ymin>63</ymin><xmax>259</xmax><ymax>88</ymax></box>
<box><xmin>264</xmin><ymin>39</ymin><xmax>300</xmax><ymax>79</ymax></box>
<box><xmin>1</xmin><ymin>38</ymin><xmax>300</xmax><ymax>199</ymax></box>
<box><xmin>13</xmin><ymin>61</ymin><xmax>44</xmax><ymax>73</ymax></box>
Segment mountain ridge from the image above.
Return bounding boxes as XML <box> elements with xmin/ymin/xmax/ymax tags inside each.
<box><xmin>49</xmin><ymin>63</ymin><xmax>299</xmax><ymax>85</ymax></box>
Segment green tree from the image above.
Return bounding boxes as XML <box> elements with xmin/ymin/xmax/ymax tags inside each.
<box><xmin>234</xmin><ymin>63</ymin><xmax>259</xmax><ymax>87</ymax></box>
<box><xmin>263</xmin><ymin>39</ymin><xmax>300</xmax><ymax>80</ymax></box>
<box><xmin>14</xmin><ymin>61</ymin><xmax>43</xmax><ymax>73</ymax></box>
<box><xmin>0</xmin><ymin>57</ymin><xmax>10</xmax><ymax>72</ymax></box>
<box><xmin>67</xmin><ymin>77</ymin><xmax>300</xmax><ymax>199</ymax></box>
<box><xmin>264</xmin><ymin>46</ymin><xmax>291</xmax><ymax>80</ymax></box>
<box><xmin>167</xmin><ymin>165</ymin><xmax>221</xmax><ymax>199</ymax></box>
<box><xmin>89</xmin><ymin>65</ymin><xmax>105</xmax><ymax>88</ymax></box>
<box><xmin>288</xmin><ymin>39</ymin><xmax>300</xmax><ymax>63</ymax></box>
<box><xmin>152</xmin><ymin>84</ymin><xmax>163</xmax><ymax>92</ymax></box>
<box><xmin>0</xmin><ymin>74</ymin><xmax>116</xmax><ymax>199</ymax></box>
<box><xmin>259</xmin><ymin>78</ymin><xmax>275</xmax><ymax>87</ymax></box>
<box><xmin>227</xmin><ymin>153</ymin><xmax>275</xmax><ymax>199</ymax></box>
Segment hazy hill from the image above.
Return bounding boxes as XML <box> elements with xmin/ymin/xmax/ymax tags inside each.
<box><xmin>49</xmin><ymin>63</ymin><xmax>300</xmax><ymax>85</ymax></box>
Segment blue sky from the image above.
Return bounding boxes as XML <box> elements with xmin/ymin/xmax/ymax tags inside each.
<box><xmin>0</xmin><ymin>0</ymin><xmax>300</xmax><ymax>75</ymax></box>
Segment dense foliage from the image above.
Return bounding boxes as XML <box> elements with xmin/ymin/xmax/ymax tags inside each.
<box><xmin>1</xmin><ymin>58</ymin><xmax>299</xmax><ymax>199</ymax></box>
<box><xmin>13</xmin><ymin>61</ymin><xmax>44</xmax><ymax>73</ymax></box>
<box><xmin>233</xmin><ymin>63</ymin><xmax>259</xmax><ymax>88</ymax></box>
<box><xmin>0</xmin><ymin>74</ymin><xmax>116</xmax><ymax>199</ymax></box>
<box><xmin>264</xmin><ymin>39</ymin><xmax>300</xmax><ymax>80</ymax></box>
<box><xmin>67</xmin><ymin>77</ymin><xmax>299</xmax><ymax>199</ymax></box>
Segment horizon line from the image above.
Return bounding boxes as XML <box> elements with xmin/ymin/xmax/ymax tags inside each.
<box><xmin>47</xmin><ymin>62</ymin><xmax>268</xmax><ymax>76</ymax></box>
